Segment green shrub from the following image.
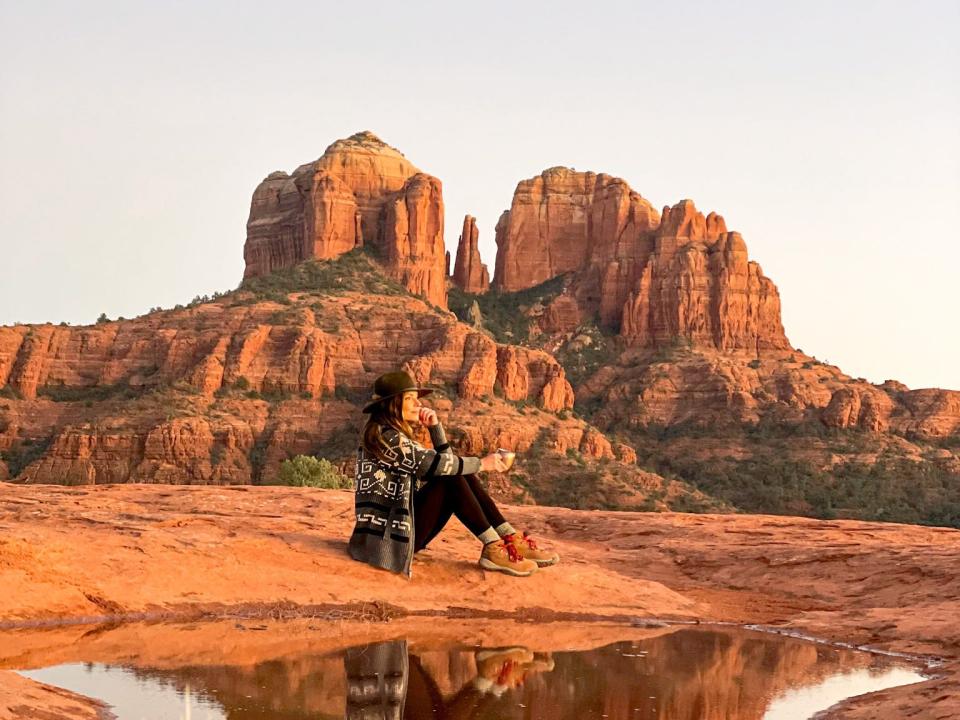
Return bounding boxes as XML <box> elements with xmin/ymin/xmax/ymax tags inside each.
<box><xmin>0</xmin><ymin>386</ymin><xmax>22</xmax><ymax>400</ymax></box>
<box><xmin>447</xmin><ymin>274</ymin><xmax>570</xmax><ymax>345</ymax></box>
<box><xmin>556</xmin><ymin>325</ymin><xmax>622</xmax><ymax>388</ymax></box>
<box><xmin>625</xmin><ymin>420</ymin><xmax>960</xmax><ymax>529</ymax></box>
<box><xmin>37</xmin><ymin>383</ymin><xmax>144</xmax><ymax>403</ymax></box>
<box><xmin>0</xmin><ymin>436</ymin><xmax>53</xmax><ymax>477</ymax></box>
<box><xmin>238</xmin><ymin>248</ymin><xmax>408</xmax><ymax>299</ymax></box>
<box><xmin>274</xmin><ymin>455</ymin><xmax>353</xmax><ymax>489</ymax></box>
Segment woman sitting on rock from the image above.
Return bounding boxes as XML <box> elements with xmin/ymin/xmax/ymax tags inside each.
<box><xmin>347</xmin><ymin>371</ymin><xmax>559</xmax><ymax>577</ymax></box>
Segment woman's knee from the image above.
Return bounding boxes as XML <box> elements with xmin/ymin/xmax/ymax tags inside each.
<box><xmin>462</xmin><ymin>473</ymin><xmax>483</xmax><ymax>490</ymax></box>
<box><xmin>446</xmin><ymin>474</ymin><xmax>474</xmax><ymax>492</ymax></box>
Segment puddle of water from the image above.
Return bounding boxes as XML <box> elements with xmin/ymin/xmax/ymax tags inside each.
<box><xmin>17</xmin><ymin>626</ymin><xmax>926</xmax><ymax>720</ymax></box>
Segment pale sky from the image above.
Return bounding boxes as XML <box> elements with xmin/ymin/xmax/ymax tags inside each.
<box><xmin>1</xmin><ymin>1</ymin><xmax>958</xmax><ymax>390</ymax></box>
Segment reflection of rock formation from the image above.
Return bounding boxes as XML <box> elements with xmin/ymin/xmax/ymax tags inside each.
<box><xmin>123</xmin><ymin>628</ymin><xmax>878</xmax><ymax>720</ymax></box>
<box><xmin>133</xmin><ymin>656</ymin><xmax>347</xmax><ymax>719</ymax></box>
<box><xmin>471</xmin><ymin>631</ymin><xmax>869</xmax><ymax>720</ymax></box>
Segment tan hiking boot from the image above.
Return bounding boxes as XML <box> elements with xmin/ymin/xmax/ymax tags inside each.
<box><xmin>509</xmin><ymin>531</ymin><xmax>560</xmax><ymax>567</ymax></box>
<box><xmin>479</xmin><ymin>539</ymin><xmax>538</xmax><ymax>576</ymax></box>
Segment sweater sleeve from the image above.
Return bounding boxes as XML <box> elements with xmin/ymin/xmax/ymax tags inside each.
<box><xmin>383</xmin><ymin>424</ymin><xmax>482</xmax><ymax>478</ymax></box>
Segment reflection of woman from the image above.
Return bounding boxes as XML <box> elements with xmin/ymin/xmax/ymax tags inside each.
<box><xmin>407</xmin><ymin>648</ymin><xmax>554</xmax><ymax>718</ymax></box>
<box><xmin>345</xmin><ymin>640</ymin><xmax>554</xmax><ymax>720</ymax></box>
<box><xmin>348</xmin><ymin>371</ymin><xmax>559</xmax><ymax>577</ymax></box>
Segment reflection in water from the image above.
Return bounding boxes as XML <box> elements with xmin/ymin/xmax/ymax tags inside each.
<box><xmin>19</xmin><ymin>628</ymin><xmax>926</xmax><ymax>720</ymax></box>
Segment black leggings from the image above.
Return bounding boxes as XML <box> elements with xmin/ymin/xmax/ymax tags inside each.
<box><xmin>413</xmin><ymin>474</ymin><xmax>507</xmax><ymax>551</ymax></box>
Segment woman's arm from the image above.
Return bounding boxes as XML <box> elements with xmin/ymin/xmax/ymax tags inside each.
<box><xmin>417</xmin><ymin>421</ymin><xmax>482</xmax><ymax>478</ymax></box>
<box><xmin>382</xmin><ymin>424</ymin><xmax>482</xmax><ymax>478</ymax></box>
<box><xmin>381</xmin><ymin>424</ymin><xmax>509</xmax><ymax>477</ymax></box>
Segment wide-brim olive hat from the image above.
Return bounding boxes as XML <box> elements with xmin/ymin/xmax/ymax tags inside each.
<box><xmin>361</xmin><ymin>370</ymin><xmax>433</xmax><ymax>414</ymax></box>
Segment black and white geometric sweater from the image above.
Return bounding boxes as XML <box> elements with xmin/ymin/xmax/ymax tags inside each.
<box><xmin>347</xmin><ymin>421</ymin><xmax>482</xmax><ymax>576</ymax></box>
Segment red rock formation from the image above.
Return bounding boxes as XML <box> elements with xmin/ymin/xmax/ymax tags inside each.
<box><xmin>0</xmin><ymin>272</ymin><xmax>576</xmax><ymax>483</ymax></box>
<box><xmin>451</xmin><ymin>215</ymin><xmax>490</xmax><ymax>294</ymax></box>
<box><xmin>493</xmin><ymin>168</ymin><xmax>660</xmax><ymax>299</ymax></box>
<box><xmin>18</xmin><ymin>417</ymin><xmax>256</xmax><ymax>485</ymax></box>
<box><xmin>822</xmin><ymin>386</ymin><xmax>893</xmax><ymax>432</ymax></box>
<box><xmin>620</xmin><ymin>223</ymin><xmax>789</xmax><ymax>351</ymax></box>
<box><xmin>538</xmin><ymin>294</ymin><xmax>582</xmax><ymax>334</ymax></box>
<box><xmin>380</xmin><ymin>173</ymin><xmax>448</xmax><ymax>308</ymax></box>
<box><xmin>3</xmin><ymin>142</ymin><xmax>957</xmax><ymax>504</ymax></box>
<box><xmin>243</xmin><ymin>131</ymin><xmax>447</xmax><ymax>308</ymax></box>
<box><xmin>492</xmin><ymin>168</ymin><xmax>789</xmax><ymax>352</ymax></box>
<box><xmin>581</xmin><ymin>347</ymin><xmax>960</xmax><ymax>439</ymax></box>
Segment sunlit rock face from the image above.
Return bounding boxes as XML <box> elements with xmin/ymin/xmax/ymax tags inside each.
<box><xmin>451</xmin><ymin>215</ymin><xmax>490</xmax><ymax>294</ymax></box>
<box><xmin>243</xmin><ymin>131</ymin><xmax>447</xmax><ymax>308</ymax></box>
<box><xmin>0</xmin><ymin>288</ymin><xmax>580</xmax><ymax>485</ymax></box>
<box><xmin>492</xmin><ymin>168</ymin><xmax>789</xmax><ymax>352</ymax></box>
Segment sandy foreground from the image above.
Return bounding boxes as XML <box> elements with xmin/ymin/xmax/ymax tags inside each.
<box><xmin>0</xmin><ymin>483</ymin><xmax>957</xmax><ymax>719</ymax></box>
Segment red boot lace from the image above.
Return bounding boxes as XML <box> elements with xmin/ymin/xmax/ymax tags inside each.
<box><xmin>522</xmin><ymin>532</ymin><xmax>539</xmax><ymax>550</ymax></box>
<box><xmin>503</xmin><ymin>539</ymin><xmax>523</xmax><ymax>563</ymax></box>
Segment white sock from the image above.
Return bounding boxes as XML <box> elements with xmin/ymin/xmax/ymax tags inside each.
<box><xmin>495</xmin><ymin>522</ymin><xmax>517</xmax><ymax>537</ymax></box>
<box><xmin>478</xmin><ymin>527</ymin><xmax>500</xmax><ymax>545</ymax></box>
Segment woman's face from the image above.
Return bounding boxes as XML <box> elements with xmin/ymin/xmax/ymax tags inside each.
<box><xmin>400</xmin><ymin>390</ymin><xmax>421</xmax><ymax>424</ymax></box>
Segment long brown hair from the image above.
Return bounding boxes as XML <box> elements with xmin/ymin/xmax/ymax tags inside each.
<box><xmin>362</xmin><ymin>393</ymin><xmax>415</xmax><ymax>464</ymax></box>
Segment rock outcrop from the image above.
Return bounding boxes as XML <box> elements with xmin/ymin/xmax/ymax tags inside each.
<box><xmin>491</xmin><ymin>168</ymin><xmax>789</xmax><ymax>351</ymax></box>
<box><xmin>821</xmin><ymin>386</ymin><xmax>893</xmax><ymax>432</ymax></box>
<box><xmin>0</xmin><ymin>269</ymin><xmax>578</xmax><ymax>484</ymax></box>
<box><xmin>493</xmin><ymin>168</ymin><xmax>660</xmax><ymax>295</ymax></box>
<box><xmin>578</xmin><ymin>347</ymin><xmax>960</xmax><ymax>439</ymax></box>
<box><xmin>243</xmin><ymin>131</ymin><xmax>447</xmax><ymax>308</ymax></box>
<box><xmin>620</xmin><ymin>218</ymin><xmax>788</xmax><ymax>351</ymax></box>
<box><xmin>380</xmin><ymin>173</ymin><xmax>447</xmax><ymax>307</ymax></box>
<box><xmin>451</xmin><ymin>215</ymin><xmax>489</xmax><ymax>293</ymax></box>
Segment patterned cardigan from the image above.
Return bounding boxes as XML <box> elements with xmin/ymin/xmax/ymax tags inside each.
<box><xmin>348</xmin><ymin>421</ymin><xmax>482</xmax><ymax>576</ymax></box>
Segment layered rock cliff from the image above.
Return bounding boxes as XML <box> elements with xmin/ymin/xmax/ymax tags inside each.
<box><xmin>0</xmin><ymin>253</ymin><xmax>599</xmax><ymax>486</ymax></box>
<box><xmin>491</xmin><ymin>168</ymin><xmax>789</xmax><ymax>351</ymax></box>
<box><xmin>243</xmin><ymin>131</ymin><xmax>448</xmax><ymax>308</ymax></box>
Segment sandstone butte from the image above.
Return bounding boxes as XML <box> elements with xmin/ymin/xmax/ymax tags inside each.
<box><xmin>492</xmin><ymin>167</ymin><xmax>786</xmax><ymax>351</ymax></box>
<box><xmin>0</xmin><ymin>484</ymin><xmax>958</xmax><ymax>719</ymax></box>
<box><xmin>243</xmin><ymin>131</ymin><xmax>448</xmax><ymax>309</ymax></box>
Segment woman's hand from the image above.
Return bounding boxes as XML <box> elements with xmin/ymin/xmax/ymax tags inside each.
<box><xmin>417</xmin><ymin>407</ymin><xmax>439</xmax><ymax>427</ymax></box>
<box><xmin>480</xmin><ymin>452</ymin><xmax>510</xmax><ymax>473</ymax></box>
